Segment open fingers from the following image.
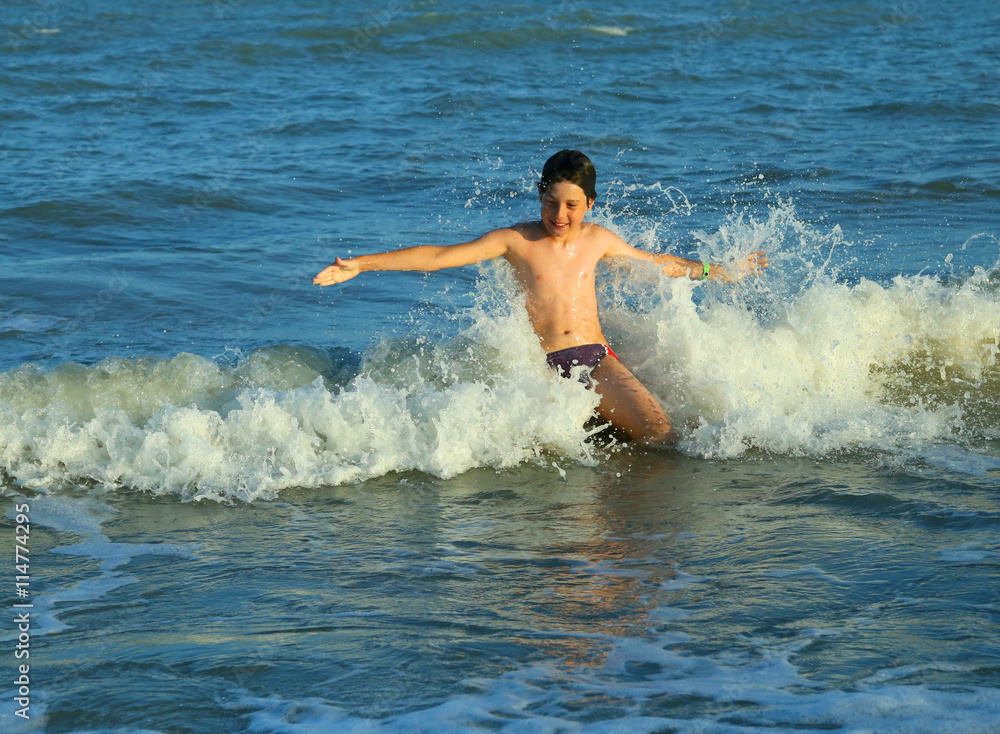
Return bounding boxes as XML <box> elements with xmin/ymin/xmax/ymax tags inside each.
<box><xmin>312</xmin><ymin>257</ymin><xmax>358</xmax><ymax>286</ymax></box>
<box><xmin>742</xmin><ymin>250</ymin><xmax>768</xmax><ymax>274</ymax></box>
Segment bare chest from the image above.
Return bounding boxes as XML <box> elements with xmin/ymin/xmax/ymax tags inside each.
<box><xmin>505</xmin><ymin>242</ymin><xmax>602</xmax><ymax>292</ymax></box>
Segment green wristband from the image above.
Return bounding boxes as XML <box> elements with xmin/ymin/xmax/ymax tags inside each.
<box><xmin>701</xmin><ymin>261</ymin><xmax>710</xmax><ymax>280</ymax></box>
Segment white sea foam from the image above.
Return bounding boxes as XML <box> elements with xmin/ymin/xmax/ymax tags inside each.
<box><xmin>937</xmin><ymin>543</ymin><xmax>999</xmax><ymax>563</ymax></box>
<box><xmin>0</xmin><ymin>312</ymin><xmax>61</xmax><ymax>334</ymax></box>
<box><xmin>231</xmin><ymin>628</ymin><xmax>1000</xmax><ymax>733</ymax></box>
<box><xmin>0</xmin><ymin>289</ymin><xmax>599</xmax><ymax>502</ymax></box>
<box><xmin>585</xmin><ymin>25</ymin><xmax>632</xmax><ymax>37</ymax></box>
<box><xmin>600</xmin><ymin>200</ymin><xmax>1000</xmax><ymax>460</ymax></box>
<box><xmin>1</xmin><ymin>202</ymin><xmax>998</xmax><ymax>499</ymax></box>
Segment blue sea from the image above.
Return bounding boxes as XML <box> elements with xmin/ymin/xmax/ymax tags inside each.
<box><xmin>3</xmin><ymin>0</ymin><xmax>1000</xmax><ymax>731</ymax></box>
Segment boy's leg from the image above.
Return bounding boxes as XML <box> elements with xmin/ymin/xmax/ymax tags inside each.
<box><xmin>590</xmin><ymin>357</ymin><xmax>675</xmax><ymax>445</ymax></box>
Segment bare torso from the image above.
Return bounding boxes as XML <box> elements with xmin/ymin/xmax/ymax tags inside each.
<box><xmin>313</xmin><ymin>175</ymin><xmax>762</xmax><ymax>445</ymax></box>
<box><xmin>502</xmin><ymin>221</ymin><xmax>615</xmax><ymax>353</ymax></box>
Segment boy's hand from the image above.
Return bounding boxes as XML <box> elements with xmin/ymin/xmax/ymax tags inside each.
<box><xmin>313</xmin><ymin>257</ymin><xmax>360</xmax><ymax>286</ymax></box>
<box><xmin>714</xmin><ymin>250</ymin><xmax>768</xmax><ymax>281</ymax></box>
<box><xmin>740</xmin><ymin>250</ymin><xmax>768</xmax><ymax>276</ymax></box>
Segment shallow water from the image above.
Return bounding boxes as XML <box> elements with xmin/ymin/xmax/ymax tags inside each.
<box><xmin>10</xmin><ymin>456</ymin><xmax>1000</xmax><ymax>732</ymax></box>
<box><xmin>3</xmin><ymin>0</ymin><xmax>1000</xmax><ymax>731</ymax></box>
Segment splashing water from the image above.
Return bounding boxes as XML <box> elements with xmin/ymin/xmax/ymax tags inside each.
<box><xmin>2</xmin><ymin>200</ymin><xmax>999</xmax><ymax>500</ymax></box>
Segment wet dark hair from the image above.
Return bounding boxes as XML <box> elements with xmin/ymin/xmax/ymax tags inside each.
<box><xmin>537</xmin><ymin>150</ymin><xmax>597</xmax><ymax>202</ymax></box>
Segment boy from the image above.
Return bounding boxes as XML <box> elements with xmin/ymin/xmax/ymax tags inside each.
<box><xmin>314</xmin><ymin>150</ymin><xmax>766</xmax><ymax>446</ymax></box>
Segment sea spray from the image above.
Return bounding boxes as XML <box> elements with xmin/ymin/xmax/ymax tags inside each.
<box><xmin>0</xmin><ymin>273</ymin><xmax>600</xmax><ymax>501</ymax></box>
<box><xmin>2</xmin><ymin>202</ymin><xmax>998</xmax><ymax>497</ymax></box>
<box><xmin>599</xmin><ymin>201</ymin><xmax>1000</xmax><ymax>458</ymax></box>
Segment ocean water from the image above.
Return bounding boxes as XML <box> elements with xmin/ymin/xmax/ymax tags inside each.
<box><xmin>2</xmin><ymin>0</ymin><xmax>1000</xmax><ymax>732</ymax></box>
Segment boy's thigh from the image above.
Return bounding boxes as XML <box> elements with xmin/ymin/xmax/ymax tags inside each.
<box><xmin>590</xmin><ymin>357</ymin><xmax>673</xmax><ymax>443</ymax></box>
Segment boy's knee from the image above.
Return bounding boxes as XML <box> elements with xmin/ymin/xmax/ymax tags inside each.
<box><xmin>641</xmin><ymin>426</ymin><xmax>676</xmax><ymax>446</ymax></box>
<box><xmin>631</xmin><ymin>416</ymin><xmax>676</xmax><ymax>446</ymax></box>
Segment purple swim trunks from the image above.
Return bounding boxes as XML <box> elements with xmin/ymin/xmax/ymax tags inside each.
<box><xmin>546</xmin><ymin>343</ymin><xmax>618</xmax><ymax>385</ymax></box>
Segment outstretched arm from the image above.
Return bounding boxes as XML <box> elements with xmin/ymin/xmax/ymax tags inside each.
<box><xmin>313</xmin><ymin>229</ymin><xmax>511</xmax><ymax>286</ymax></box>
<box><xmin>603</xmin><ymin>234</ymin><xmax>767</xmax><ymax>282</ymax></box>
<box><xmin>655</xmin><ymin>250</ymin><xmax>767</xmax><ymax>282</ymax></box>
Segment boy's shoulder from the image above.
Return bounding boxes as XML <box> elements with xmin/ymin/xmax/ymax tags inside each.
<box><xmin>582</xmin><ymin>222</ymin><xmax>616</xmax><ymax>238</ymax></box>
<box><xmin>580</xmin><ymin>222</ymin><xmax>626</xmax><ymax>250</ymax></box>
<box><xmin>486</xmin><ymin>221</ymin><xmax>547</xmax><ymax>246</ymax></box>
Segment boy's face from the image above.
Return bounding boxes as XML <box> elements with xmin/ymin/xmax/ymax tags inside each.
<box><xmin>539</xmin><ymin>180</ymin><xmax>594</xmax><ymax>239</ymax></box>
